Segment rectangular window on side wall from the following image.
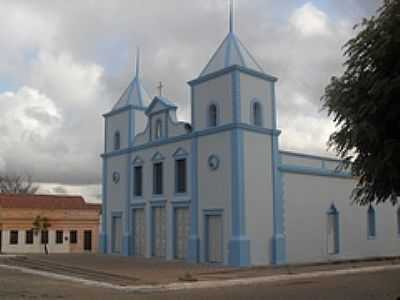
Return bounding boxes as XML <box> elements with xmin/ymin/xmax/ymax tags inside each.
<box><xmin>70</xmin><ymin>230</ymin><xmax>77</xmax><ymax>244</ymax></box>
<box><xmin>9</xmin><ymin>231</ymin><xmax>18</xmax><ymax>245</ymax></box>
<box><xmin>56</xmin><ymin>230</ymin><xmax>63</xmax><ymax>244</ymax></box>
<box><xmin>153</xmin><ymin>162</ymin><xmax>163</xmax><ymax>195</ymax></box>
<box><xmin>134</xmin><ymin>166</ymin><xmax>143</xmax><ymax>197</ymax></box>
<box><xmin>175</xmin><ymin>159</ymin><xmax>187</xmax><ymax>194</ymax></box>
<box><xmin>25</xmin><ymin>230</ymin><xmax>34</xmax><ymax>244</ymax></box>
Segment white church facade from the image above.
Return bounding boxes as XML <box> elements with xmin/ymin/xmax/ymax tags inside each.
<box><xmin>100</xmin><ymin>4</ymin><xmax>400</xmax><ymax>267</ymax></box>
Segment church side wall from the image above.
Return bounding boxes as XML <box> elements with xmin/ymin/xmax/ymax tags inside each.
<box><xmin>243</xmin><ymin>131</ymin><xmax>274</xmax><ymax>265</ymax></box>
<box><xmin>198</xmin><ymin>131</ymin><xmax>232</xmax><ymax>264</ymax></box>
<box><xmin>239</xmin><ymin>73</ymin><xmax>273</xmax><ymax>129</ymax></box>
<box><xmin>284</xmin><ymin>173</ymin><xmax>400</xmax><ymax>263</ymax></box>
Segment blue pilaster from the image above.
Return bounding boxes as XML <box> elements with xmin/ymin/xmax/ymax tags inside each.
<box><xmin>100</xmin><ymin>117</ymin><xmax>109</xmax><ymax>254</ymax></box>
<box><xmin>270</xmin><ymin>82</ymin><xmax>287</xmax><ymax>265</ymax></box>
<box><xmin>188</xmin><ymin>136</ymin><xmax>200</xmax><ymax>262</ymax></box>
<box><xmin>229</xmin><ymin>70</ymin><xmax>250</xmax><ymax>267</ymax></box>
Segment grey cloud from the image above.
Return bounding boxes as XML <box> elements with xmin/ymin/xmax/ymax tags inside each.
<box><xmin>0</xmin><ymin>0</ymin><xmax>382</xmax><ymax>187</ymax></box>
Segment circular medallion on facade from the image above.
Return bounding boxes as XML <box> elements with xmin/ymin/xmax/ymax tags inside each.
<box><xmin>208</xmin><ymin>155</ymin><xmax>220</xmax><ymax>171</ymax></box>
<box><xmin>112</xmin><ymin>172</ymin><xmax>120</xmax><ymax>184</ymax></box>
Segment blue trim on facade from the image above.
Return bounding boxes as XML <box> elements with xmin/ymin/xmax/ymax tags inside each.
<box><xmin>206</xmin><ymin>102</ymin><xmax>221</xmax><ymax>128</ymax></box>
<box><xmin>152</xmin><ymin>151</ymin><xmax>165</xmax><ymax>162</ymax></box>
<box><xmin>270</xmin><ymin>82</ymin><xmax>287</xmax><ymax>265</ymax></box>
<box><xmin>102</xmin><ymin>123</ymin><xmax>280</xmax><ymax>159</ymax></box>
<box><xmin>279</xmin><ymin>165</ymin><xmax>352</xmax><ymax>178</ymax></box>
<box><xmin>280</xmin><ymin>150</ymin><xmax>343</xmax><ymax>163</ymax></box>
<box><xmin>188</xmin><ymin>137</ymin><xmax>199</xmax><ymax>263</ymax></box>
<box><xmin>249</xmin><ymin>98</ymin><xmax>263</xmax><ymax>127</ymax></box>
<box><xmin>130</xmin><ymin>201</ymin><xmax>146</xmax><ymax>208</ymax></box>
<box><xmin>189</xmin><ymin>65</ymin><xmax>277</xmax><ymax>87</ymax></box>
<box><xmin>172</xmin><ymin>147</ymin><xmax>189</xmax><ymax>158</ymax></box>
<box><xmin>229</xmin><ymin>72</ymin><xmax>250</xmax><ymax>267</ymax></box>
<box><xmin>103</xmin><ymin>105</ymin><xmax>146</xmax><ymax>118</ymax></box>
<box><xmin>100</xmin><ymin>157</ymin><xmax>108</xmax><ymax>254</ymax></box>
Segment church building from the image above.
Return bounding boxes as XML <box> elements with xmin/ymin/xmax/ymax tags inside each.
<box><xmin>100</xmin><ymin>2</ymin><xmax>400</xmax><ymax>267</ymax></box>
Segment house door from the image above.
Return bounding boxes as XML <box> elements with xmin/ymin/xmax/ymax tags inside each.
<box><xmin>133</xmin><ymin>209</ymin><xmax>146</xmax><ymax>256</ymax></box>
<box><xmin>0</xmin><ymin>230</ymin><xmax>2</xmax><ymax>253</ymax></box>
<box><xmin>112</xmin><ymin>216</ymin><xmax>122</xmax><ymax>254</ymax></box>
<box><xmin>84</xmin><ymin>230</ymin><xmax>92</xmax><ymax>251</ymax></box>
<box><xmin>174</xmin><ymin>208</ymin><xmax>190</xmax><ymax>259</ymax></box>
<box><xmin>152</xmin><ymin>207</ymin><xmax>166</xmax><ymax>257</ymax></box>
<box><xmin>206</xmin><ymin>215</ymin><xmax>223</xmax><ymax>263</ymax></box>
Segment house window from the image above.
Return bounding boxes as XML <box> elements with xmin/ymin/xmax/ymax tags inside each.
<box><xmin>56</xmin><ymin>230</ymin><xmax>63</xmax><ymax>244</ymax></box>
<box><xmin>114</xmin><ymin>131</ymin><xmax>121</xmax><ymax>150</ymax></box>
<box><xmin>25</xmin><ymin>230</ymin><xmax>34</xmax><ymax>244</ymax></box>
<box><xmin>153</xmin><ymin>162</ymin><xmax>163</xmax><ymax>195</ymax></box>
<box><xmin>367</xmin><ymin>205</ymin><xmax>376</xmax><ymax>239</ymax></box>
<box><xmin>9</xmin><ymin>231</ymin><xmax>18</xmax><ymax>245</ymax></box>
<box><xmin>41</xmin><ymin>230</ymin><xmax>48</xmax><ymax>244</ymax></box>
<box><xmin>208</xmin><ymin>104</ymin><xmax>218</xmax><ymax>127</ymax></box>
<box><xmin>252</xmin><ymin>101</ymin><xmax>262</xmax><ymax>126</ymax></box>
<box><xmin>70</xmin><ymin>230</ymin><xmax>77</xmax><ymax>244</ymax></box>
<box><xmin>175</xmin><ymin>158</ymin><xmax>187</xmax><ymax>194</ymax></box>
<box><xmin>155</xmin><ymin>119</ymin><xmax>163</xmax><ymax>140</ymax></box>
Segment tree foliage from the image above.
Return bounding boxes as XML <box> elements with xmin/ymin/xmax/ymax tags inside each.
<box><xmin>0</xmin><ymin>174</ymin><xmax>39</xmax><ymax>194</ymax></box>
<box><xmin>32</xmin><ymin>215</ymin><xmax>50</xmax><ymax>254</ymax></box>
<box><xmin>322</xmin><ymin>0</ymin><xmax>400</xmax><ymax>206</ymax></box>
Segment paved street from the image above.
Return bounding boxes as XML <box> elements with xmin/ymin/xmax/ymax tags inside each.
<box><xmin>0</xmin><ymin>265</ymin><xmax>399</xmax><ymax>299</ymax></box>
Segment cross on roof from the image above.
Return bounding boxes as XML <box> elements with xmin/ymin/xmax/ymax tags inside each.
<box><xmin>157</xmin><ymin>81</ymin><xmax>164</xmax><ymax>97</ymax></box>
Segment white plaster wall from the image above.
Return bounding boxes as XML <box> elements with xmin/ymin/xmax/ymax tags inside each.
<box><xmin>284</xmin><ymin>173</ymin><xmax>400</xmax><ymax>263</ymax></box>
<box><xmin>2</xmin><ymin>230</ymin><xmax>69</xmax><ymax>254</ymax></box>
<box><xmin>167</xmin><ymin>113</ymin><xmax>190</xmax><ymax>137</ymax></box>
<box><xmin>130</xmin><ymin>139</ymin><xmax>193</xmax><ymax>259</ymax></box>
<box><xmin>240</xmin><ymin>73</ymin><xmax>273</xmax><ymax>129</ymax></box>
<box><xmin>197</xmin><ymin>131</ymin><xmax>232</xmax><ymax>264</ymax></box>
<box><xmin>192</xmin><ymin>74</ymin><xmax>233</xmax><ymax>130</ymax></box>
<box><xmin>134</xmin><ymin>110</ymin><xmax>147</xmax><ymax>137</ymax></box>
<box><xmin>106</xmin><ymin>110</ymin><xmax>130</xmax><ymax>152</ymax></box>
<box><xmin>243</xmin><ymin>131</ymin><xmax>274</xmax><ymax>265</ymax></box>
<box><xmin>107</xmin><ymin>154</ymin><xmax>129</xmax><ymax>252</ymax></box>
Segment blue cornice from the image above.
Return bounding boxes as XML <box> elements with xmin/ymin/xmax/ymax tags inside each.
<box><xmin>103</xmin><ymin>105</ymin><xmax>146</xmax><ymax>118</ymax></box>
<box><xmin>279</xmin><ymin>164</ymin><xmax>352</xmax><ymax>178</ymax></box>
<box><xmin>280</xmin><ymin>150</ymin><xmax>343</xmax><ymax>163</ymax></box>
<box><xmin>188</xmin><ymin>65</ymin><xmax>278</xmax><ymax>87</ymax></box>
<box><xmin>101</xmin><ymin>123</ymin><xmax>281</xmax><ymax>158</ymax></box>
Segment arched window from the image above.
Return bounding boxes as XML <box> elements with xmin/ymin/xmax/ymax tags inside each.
<box><xmin>367</xmin><ymin>205</ymin><xmax>376</xmax><ymax>239</ymax></box>
<box><xmin>252</xmin><ymin>101</ymin><xmax>262</xmax><ymax>126</ymax></box>
<box><xmin>208</xmin><ymin>104</ymin><xmax>218</xmax><ymax>127</ymax></box>
<box><xmin>114</xmin><ymin>131</ymin><xmax>121</xmax><ymax>150</ymax></box>
<box><xmin>327</xmin><ymin>204</ymin><xmax>339</xmax><ymax>255</ymax></box>
<box><xmin>155</xmin><ymin>119</ymin><xmax>162</xmax><ymax>140</ymax></box>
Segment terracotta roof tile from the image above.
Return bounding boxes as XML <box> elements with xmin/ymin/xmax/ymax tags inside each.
<box><xmin>0</xmin><ymin>194</ymin><xmax>101</xmax><ymax>210</ymax></box>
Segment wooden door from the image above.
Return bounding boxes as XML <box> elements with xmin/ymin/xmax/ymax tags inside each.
<box><xmin>207</xmin><ymin>215</ymin><xmax>223</xmax><ymax>263</ymax></box>
<box><xmin>112</xmin><ymin>216</ymin><xmax>122</xmax><ymax>253</ymax></box>
<box><xmin>174</xmin><ymin>208</ymin><xmax>190</xmax><ymax>259</ymax></box>
<box><xmin>133</xmin><ymin>209</ymin><xmax>146</xmax><ymax>256</ymax></box>
<box><xmin>152</xmin><ymin>207</ymin><xmax>166</xmax><ymax>257</ymax></box>
<box><xmin>84</xmin><ymin>230</ymin><xmax>92</xmax><ymax>251</ymax></box>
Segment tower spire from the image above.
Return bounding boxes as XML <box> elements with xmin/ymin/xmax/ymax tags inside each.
<box><xmin>229</xmin><ymin>0</ymin><xmax>234</xmax><ymax>33</ymax></box>
<box><xmin>135</xmin><ymin>47</ymin><xmax>140</xmax><ymax>79</ymax></box>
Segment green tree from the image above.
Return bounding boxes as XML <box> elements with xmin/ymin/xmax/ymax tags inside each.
<box><xmin>322</xmin><ymin>0</ymin><xmax>400</xmax><ymax>206</ymax></box>
<box><xmin>32</xmin><ymin>216</ymin><xmax>51</xmax><ymax>254</ymax></box>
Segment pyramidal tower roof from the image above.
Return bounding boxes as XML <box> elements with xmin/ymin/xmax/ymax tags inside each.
<box><xmin>113</xmin><ymin>48</ymin><xmax>151</xmax><ymax>110</ymax></box>
<box><xmin>199</xmin><ymin>0</ymin><xmax>264</xmax><ymax>77</ymax></box>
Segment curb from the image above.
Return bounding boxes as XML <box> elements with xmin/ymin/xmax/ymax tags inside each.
<box><xmin>0</xmin><ymin>263</ymin><xmax>400</xmax><ymax>293</ymax></box>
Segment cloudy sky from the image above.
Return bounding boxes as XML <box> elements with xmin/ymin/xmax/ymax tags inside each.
<box><xmin>0</xmin><ymin>0</ymin><xmax>380</xmax><ymax>202</ymax></box>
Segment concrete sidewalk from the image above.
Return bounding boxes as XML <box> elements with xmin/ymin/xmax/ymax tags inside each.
<box><xmin>1</xmin><ymin>254</ymin><xmax>399</xmax><ymax>288</ymax></box>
